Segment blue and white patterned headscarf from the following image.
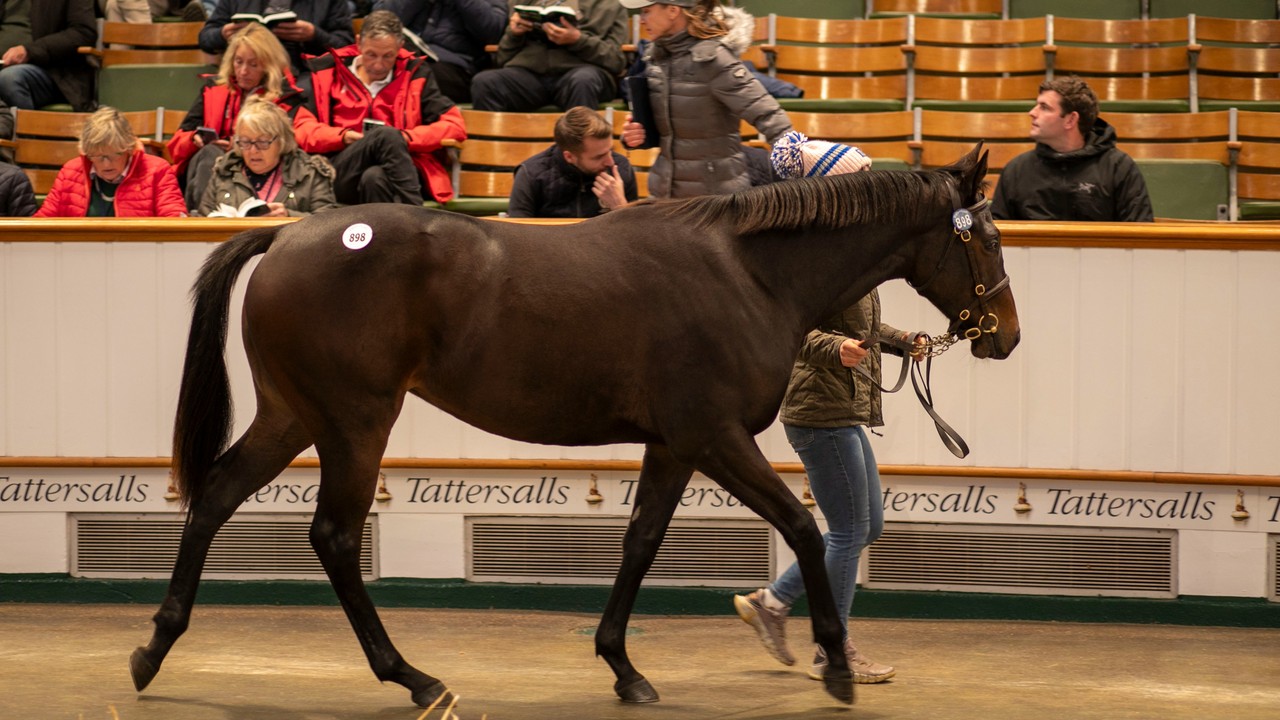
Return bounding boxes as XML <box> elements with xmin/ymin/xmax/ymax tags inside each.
<box><xmin>770</xmin><ymin>130</ymin><xmax>872</xmax><ymax>179</ymax></box>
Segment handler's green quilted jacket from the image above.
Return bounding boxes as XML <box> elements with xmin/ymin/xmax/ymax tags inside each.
<box><xmin>779</xmin><ymin>289</ymin><xmax>906</xmax><ymax>429</ymax></box>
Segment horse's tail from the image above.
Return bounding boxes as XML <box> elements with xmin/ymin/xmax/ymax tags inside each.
<box><xmin>171</xmin><ymin>224</ymin><xmax>282</xmax><ymax>509</ymax></box>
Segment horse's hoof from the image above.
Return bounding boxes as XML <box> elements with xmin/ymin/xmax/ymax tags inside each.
<box><xmin>615</xmin><ymin>676</ymin><xmax>660</xmax><ymax>703</ymax></box>
<box><xmin>822</xmin><ymin>666</ymin><xmax>855</xmax><ymax>705</ymax></box>
<box><xmin>410</xmin><ymin>681</ymin><xmax>452</xmax><ymax>709</ymax></box>
<box><xmin>129</xmin><ymin>647</ymin><xmax>159</xmax><ymax>692</ymax></box>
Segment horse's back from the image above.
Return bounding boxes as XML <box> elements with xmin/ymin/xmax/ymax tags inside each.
<box><xmin>240</xmin><ymin>203</ymin><xmax>796</xmax><ymax>447</ymax></box>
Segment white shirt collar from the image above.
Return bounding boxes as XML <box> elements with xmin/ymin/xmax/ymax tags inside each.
<box><xmin>350</xmin><ymin>56</ymin><xmax>394</xmax><ymax>97</ymax></box>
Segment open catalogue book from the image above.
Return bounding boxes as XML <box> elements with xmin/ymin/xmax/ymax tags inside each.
<box><xmin>205</xmin><ymin>197</ymin><xmax>272</xmax><ymax>218</ymax></box>
<box><xmin>514</xmin><ymin>4</ymin><xmax>578</xmax><ymax>25</ymax></box>
<box><xmin>230</xmin><ymin>10</ymin><xmax>299</xmax><ymax>28</ymax></box>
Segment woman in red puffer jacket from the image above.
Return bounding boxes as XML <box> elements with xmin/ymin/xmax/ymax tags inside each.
<box><xmin>36</xmin><ymin>106</ymin><xmax>186</xmax><ymax>218</ymax></box>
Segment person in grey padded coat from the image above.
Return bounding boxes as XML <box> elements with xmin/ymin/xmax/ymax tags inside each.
<box><xmin>619</xmin><ymin>0</ymin><xmax>790</xmax><ymax>199</ymax></box>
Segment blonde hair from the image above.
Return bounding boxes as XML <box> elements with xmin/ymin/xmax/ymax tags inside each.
<box><xmin>217</xmin><ymin>23</ymin><xmax>290</xmax><ymax>101</ymax></box>
<box><xmin>234</xmin><ymin>97</ymin><xmax>297</xmax><ymax>154</ymax></box>
<box><xmin>78</xmin><ymin>106</ymin><xmax>137</xmax><ymax>155</ymax></box>
<box><xmin>684</xmin><ymin>0</ymin><xmax>727</xmax><ymax>40</ymax></box>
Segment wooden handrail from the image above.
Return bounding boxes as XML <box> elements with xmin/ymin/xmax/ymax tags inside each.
<box><xmin>0</xmin><ymin>456</ymin><xmax>1275</xmax><ymax>487</ymax></box>
<box><xmin>1</xmin><ymin>218</ymin><xmax>1279</xmax><ymax>249</ymax></box>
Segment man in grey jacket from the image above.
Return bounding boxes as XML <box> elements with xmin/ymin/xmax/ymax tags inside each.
<box><xmin>471</xmin><ymin>0</ymin><xmax>627</xmax><ymax>111</ymax></box>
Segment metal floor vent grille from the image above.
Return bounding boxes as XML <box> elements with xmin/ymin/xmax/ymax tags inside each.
<box><xmin>468</xmin><ymin>517</ymin><xmax>771</xmax><ymax>586</ymax></box>
<box><xmin>1270</xmin><ymin>535</ymin><xmax>1280</xmax><ymax>603</ymax></box>
<box><xmin>866</xmin><ymin>523</ymin><xmax>1176</xmax><ymax>598</ymax></box>
<box><xmin>73</xmin><ymin>514</ymin><xmax>376</xmax><ymax>580</ymax></box>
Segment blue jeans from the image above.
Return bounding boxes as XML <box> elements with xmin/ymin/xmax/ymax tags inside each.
<box><xmin>770</xmin><ymin>424</ymin><xmax>884</xmax><ymax>638</ymax></box>
<box><xmin>0</xmin><ymin>64</ymin><xmax>66</xmax><ymax>110</ymax></box>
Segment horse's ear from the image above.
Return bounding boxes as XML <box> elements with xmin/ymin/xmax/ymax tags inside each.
<box><xmin>939</xmin><ymin>141</ymin><xmax>988</xmax><ymax>200</ymax></box>
<box><xmin>959</xmin><ymin>142</ymin><xmax>988</xmax><ymax>201</ymax></box>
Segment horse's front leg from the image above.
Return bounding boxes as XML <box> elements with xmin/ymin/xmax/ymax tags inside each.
<box><xmin>597</xmin><ymin>444</ymin><xmax>693</xmax><ymax>703</ymax></box>
<box><xmin>131</xmin><ymin>417</ymin><xmax>310</xmax><ymax>692</ymax></box>
<box><xmin>309</xmin><ymin>432</ymin><xmax>449</xmax><ymax>709</ymax></box>
<box><xmin>694</xmin><ymin>429</ymin><xmax>853</xmax><ymax>705</ymax></box>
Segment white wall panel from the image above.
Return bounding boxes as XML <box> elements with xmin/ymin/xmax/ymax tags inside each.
<box><xmin>106</xmin><ymin>244</ymin><xmax>160</xmax><ymax>455</ymax></box>
<box><xmin>1234</xmin><ymin>252</ymin><xmax>1280</xmax><ymax>475</ymax></box>
<box><xmin>1177</xmin><ymin>529</ymin><xmax>1267</xmax><ymax>597</ymax></box>
<box><xmin>1129</xmin><ymin>251</ymin><xmax>1184</xmax><ymax>472</ymax></box>
<box><xmin>1076</xmin><ymin>249</ymin><xmax>1132</xmax><ymax>470</ymax></box>
<box><xmin>157</xmin><ymin>243</ymin><xmax>211</xmax><ymax>453</ymax></box>
<box><xmin>0</xmin><ymin>513</ymin><xmax>68</xmax><ymax>572</ymax></box>
<box><xmin>57</xmin><ymin>245</ymin><xmax>110</xmax><ymax>455</ymax></box>
<box><xmin>1180</xmin><ymin>251</ymin><xmax>1237</xmax><ymax>474</ymax></box>
<box><xmin>6</xmin><ymin>245</ymin><xmax>59</xmax><ymax>455</ymax></box>
<box><xmin>0</xmin><ymin>241</ymin><xmax>1276</xmax><ymax>478</ymax></box>
<box><xmin>0</xmin><ymin>245</ymin><xmax>7</xmax><ymax>456</ymax></box>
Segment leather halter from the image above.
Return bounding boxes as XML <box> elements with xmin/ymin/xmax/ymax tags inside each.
<box><xmin>853</xmin><ymin>182</ymin><xmax>1011</xmax><ymax>459</ymax></box>
<box><xmin>910</xmin><ymin>182</ymin><xmax>1011</xmax><ymax>343</ymax></box>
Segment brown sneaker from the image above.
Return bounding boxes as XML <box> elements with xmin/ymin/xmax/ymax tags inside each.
<box><xmin>807</xmin><ymin>638</ymin><xmax>896</xmax><ymax>684</ymax></box>
<box><xmin>733</xmin><ymin>589</ymin><xmax>795</xmax><ymax>666</ymax></box>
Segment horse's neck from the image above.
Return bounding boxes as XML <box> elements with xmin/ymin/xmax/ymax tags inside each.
<box><xmin>744</xmin><ymin>225</ymin><xmax>913</xmax><ymax>329</ymax></box>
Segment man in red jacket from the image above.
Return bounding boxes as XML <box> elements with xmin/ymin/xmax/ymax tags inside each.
<box><xmin>293</xmin><ymin>10</ymin><xmax>466</xmax><ymax>206</ymax></box>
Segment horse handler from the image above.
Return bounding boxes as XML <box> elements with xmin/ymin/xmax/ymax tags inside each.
<box><xmin>734</xmin><ymin>132</ymin><xmax>929</xmax><ymax>684</ymax></box>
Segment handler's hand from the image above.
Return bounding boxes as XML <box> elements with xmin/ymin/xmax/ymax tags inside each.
<box><xmin>621</xmin><ymin>114</ymin><xmax>646</xmax><ymax>148</ymax></box>
<box><xmin>909</xmin><ymin>333</ymin><xmax>929</xmax><ymax>362</ymax></box>
<box><xmin>839</xmin><ymin>338</ymin><xmax>869</xmax><ymax>368</ymax></box>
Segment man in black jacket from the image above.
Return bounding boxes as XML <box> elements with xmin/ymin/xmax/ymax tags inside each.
<box><xmin>0</xmin><ymin>0</ymin><xmax>96</xmax><ymax>111</ymax></box>
<box><xmin>508</xmin><ymin>106</ymin><xmax>637</xmax><ymax>218</ymax></box>
<box><xmin>992</xmin><ymin>76</ymin><xmax>1153</xmax><ymax>222</ymax></box>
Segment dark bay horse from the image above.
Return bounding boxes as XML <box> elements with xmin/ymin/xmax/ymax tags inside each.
<box><xmin>131</xmin><ymin>143</ymin><xmax>1018</xmax><ymax>709</ymax></box>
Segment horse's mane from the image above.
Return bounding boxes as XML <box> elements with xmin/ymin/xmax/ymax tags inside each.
<box><xmin>672</xmin><ymin>168</ymin><xmax>955</xmax><ymax>235</ymax></box>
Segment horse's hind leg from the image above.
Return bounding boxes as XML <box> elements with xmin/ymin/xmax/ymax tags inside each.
<box><xmin>693</xmin><ymin>430</ymin><xmax>853</xmax><ymax>705</ymax></box>
<box><xmin>309</xmin><ymin>427</ymin><xmax>449</xmax><ymax>708</ymax></box>
<box><xmin>131</xmin><ymin>414</ymin><xmax>311</xmax><ymax>692</ymax></box>
<box><xmin>596</xmin><ymin>444</ymin><xmax>694</xmax><ymax>703</ymax></box>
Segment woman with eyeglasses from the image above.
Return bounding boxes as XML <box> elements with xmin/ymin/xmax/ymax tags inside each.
<box><xmin>197</xmin><ymin>97</ymin><xmax>336</xmax><ymax>217</ymax></box>
<box><xmin>36</xmin><ymin>106</ymin><xmax>186</xmax><ymax>218</ymax></box>
<box><xmin>168</xmin><ymin>23</ymin><xmax>303</xmax><ymax>211</ymax></box>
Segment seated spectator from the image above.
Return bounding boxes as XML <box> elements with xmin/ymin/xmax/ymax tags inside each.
<box><xmin>0</xmin><ymin>96</ymin><xmax>12</xmax><ymax>165</ymax></box>
<box><xmin>0</xmin><ymin>163</ymin><xmax>37</xmax><ymax>217</ymax></box>
<box><xmin>36</xmin><ymin>107</ymin><xmax>187</xmax><ymax>217</ymax></box>
<box><xmin>104</xmin><ymin>0</ymin><xmax>207</xmax><ymax>23</ymax></box>
<box><xmin>0</xmin><ymin>0</ymin><xmax>96</xmax><ymax>111</ymax></box>
<box><xmin>199</xmin><ymin>0</ymin><xmax>355</xmax><ymax>82</ymax></box>
<box><xmin>508</xmin><ymin>106</ymin><xmax>636</xmax><ymax>218</ymax></box>
<box><xmin>169</xmin><ymin>24</ymin><xmax>302</xmax><ymax>211</ymax></box>
<box><xmin>294</xmin><ymin>10</ymin><xmax>466</xmax><ymax>205</ymax></box>
<box><xmin>470</xmin><ymin>0</ymin><xmax>627</xmax><ymax>112</ymax></box>
<box><xmin>373</xmin><ymin>0</ymin><xmax>506</xmax><ymax>103</ymax></box>
<box><xmin>198</xmin><ymin>98</ymin><xmax>336</xmax><ymax>216</ymax></box>
<box><xmin>992</xmin><ymin>76</ymin><xmax>1153</xmax><ymax>222</ymax></box>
